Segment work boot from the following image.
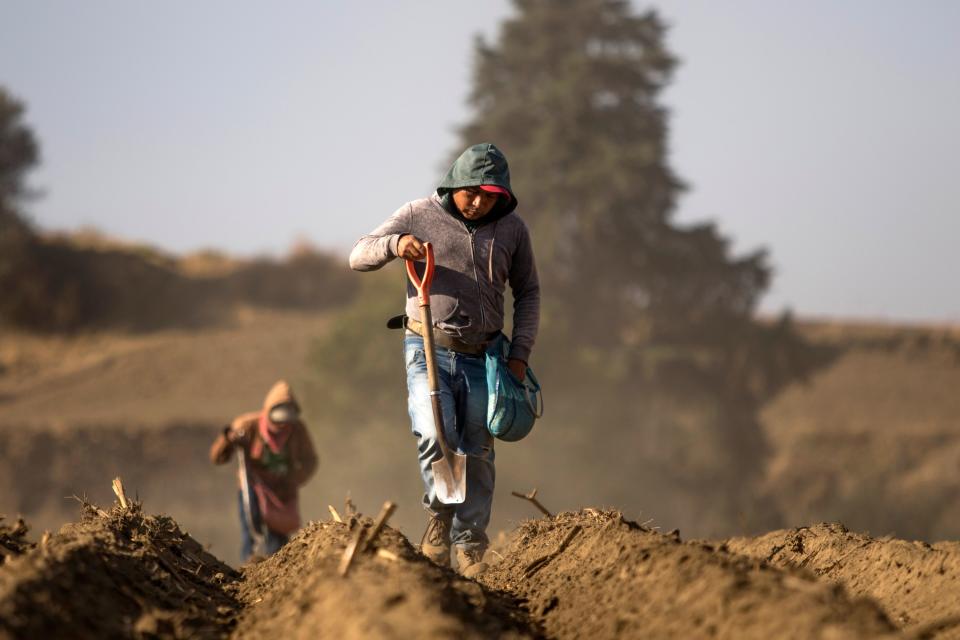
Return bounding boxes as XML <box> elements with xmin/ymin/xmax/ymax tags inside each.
<box><xmin>420</xmin><ymin>513</ymin><xmax>452</xmax><ymax>567</ymax></box>
<box><xmin>455</xmin><ymin>545</ymin><xmax>488</xmax><ymax>579</ymax></box>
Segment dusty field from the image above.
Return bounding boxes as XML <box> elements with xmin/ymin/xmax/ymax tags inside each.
<box><xmin>761</xmin><ymin>323</ymin><xmax>960</xmax><ymax>540</ymax></box>
<box><xmin>0</xmin><ymin>309</ymin><xmax>325</xmax><ymax>428</ymax></box>
<box><xmin>0</xmin><ymin>310</ymin><xmax>329</xmax><ymax>562</ymax></box>
<box><xmin>725</xmin><ymin>523</ymin><xmax>960</xmax><ymax>638</ymax></box>
<box><xmin>4</xmin><ymin>210</ymin><xmax>958</xmax><ymax>637</ymax></box>
<box><xmin>3</xmin><ymin>311</ymin><xmax>960</xmax><ymax>569</ymax></box>
<box><xmin>8</xmin><ymin>500</ymin><xmax>960</xmax><ymax>638</ymax></box>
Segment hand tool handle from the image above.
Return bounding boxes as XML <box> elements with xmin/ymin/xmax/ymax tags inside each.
<box><xmin>236</xmin><ymin>444</ymin><xmax>264</xmax><ymax>555</ymax></box>
<box><xmin>419</xmin><ymin>302</ymin><xmax>455</xmax><ymax>461</ymax></box>
<box><xmin>404</xmin><ymin>244</ymin><xmax>454</xmax><ymax>461</ymax></box>
<box><xmin>405</xmin><ymin>242</ymin><xmax>435</xmax><ymax>305</ymax></box>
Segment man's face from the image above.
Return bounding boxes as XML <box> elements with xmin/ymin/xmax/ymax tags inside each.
<box><xmin>452</xmin><ymin>187</ymin><xmax>500</xmax><ymax>220</ymax></box>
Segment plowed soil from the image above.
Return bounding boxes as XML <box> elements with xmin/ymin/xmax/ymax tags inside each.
<box><xmin>0</xmin><ymin>502</ymin><xmax>239</xmax><ymax>639</ymax></box>
<box><xmin>0</xmin><ymin>518</ymin><xmax>33</xmax><ymax>566</ymax></box>
<box><xmin>235</xmin><ymin>518</ymin><xmax>537</xmax><ymax>639</ymax></box>
<box><xmin>6</xmin><ymin>500</ymin><xmax>960</xmax><ymax>638</ymax></box>
<box><xmin>725</xmin><ymin>522</ymin><xmax>960</xmax><ymax>638</ymax></box>
<box><xmin>481</xmin><ymin>509</ymin><xmax>896</xmax><ymax>640</ymax></box>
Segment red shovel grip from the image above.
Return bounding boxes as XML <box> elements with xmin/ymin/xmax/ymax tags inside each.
<box><xmin>405</xmin><ymin>241</ymin><xmax>435</xmax><ymax>306</ymax></box>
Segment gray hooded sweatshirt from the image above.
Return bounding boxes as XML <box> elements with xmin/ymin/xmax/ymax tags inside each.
<box><xmin>348</xmin><ymin>143</ymin><xmax>540</xmax><ymax>363</ymax></box>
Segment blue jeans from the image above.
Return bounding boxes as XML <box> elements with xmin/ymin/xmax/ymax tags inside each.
<box><xmin>238</xmin><ymin>491</ymin><xmax>288</xmax><ymax>560</ymax></box>
<box><xmin>404</xmin><ymin>333</ymin><xmax>495</xmax><ymax>549</ymax></box>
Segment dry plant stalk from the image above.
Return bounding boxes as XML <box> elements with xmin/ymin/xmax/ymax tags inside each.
<box><xmin>360</xmin><ymin>501</ymin><xmax>397</xmax><ymax>553</ymax></box>
<box><xmin>376</xmin><ymin>549</ymin><xmax>398</xmax><ymax>562</ymax></box>
<box><xmin>328</xmin><ymin>505</ymin><xmax>343</xmax><ymax>523</ymax></box>
<box><xmin>338</xmin><ymin>524</ymin><xmax>367</xmax><ymax>577</ymax></box>
<box><xmin>70</xmin><ymin>494</ymin><xmax>109</xmax><ymax>518</ymax></box>
<box><xmin>339</xmin><ymin>501</ymin><xmax>398</xmax><ymax>577</ymax></box>
<box><xmin>112</xmin><ymin>477</ymin><xmax>129</xmax><ymax>510</ymax></box>
<box><xmin>511</xmin><ymin>488</ymin><xmax>553</xmax><ymax>518</ymax></box>
<box><xmin>524</xmin><ymin>525</ymin><xmax>582</xmax><ymax>578</ymax></box>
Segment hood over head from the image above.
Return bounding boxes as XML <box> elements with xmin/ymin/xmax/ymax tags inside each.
<box><xmin>262</xmin><ymin>380</ymin><xmax>300</xmax><ymax>417</ymax></box>
<box><xmin>437</xmin><ymin>143</ymin><xmax>518</xmax><ymax>224</ymax></box>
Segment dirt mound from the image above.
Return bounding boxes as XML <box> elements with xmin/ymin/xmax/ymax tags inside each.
<box><xmin>0</xmin><ymin>502</ymin><xmax>239</xmax><ymax>639</ymax></box>
<box><xmin>480</xmin><ymin>510</ymin><xmax>896</xmax><ymax>639</ymax></box>
<box><xmin>235</xmin><ymin>517</ymin><xmax>537</xmax><ymax>639</ymax></box>
<box><xmin>15</xmin><ymin>498</ymin><xmax>960</xmax><ymax>639</ymax></box>
<box><xmin>0</xmin><ymin>517</ymin><xmax>33</xmax><ymax>565</ymax></box>
<box><xmin>725</xmin><ymin>523</ymin><xmax>960</xmax><ymax>637</ymax></box>
<box><xmin>0</xmin><ymin>423</ymin><xmax>239</xmax><ymax>563</ymax></box>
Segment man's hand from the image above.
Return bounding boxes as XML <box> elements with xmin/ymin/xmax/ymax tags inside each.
<box><xmin>398</xmin><ymin>234</ymin><xmax>427</xmax><ymax>260</ymax></box>
<box><xmin>224</xmin><ymin>425</ymin><xmax>245</xmax><ymax>445</ymax></box>
<box><xmin>508</xmin><ymin>358</ymin><xmax>526</xmax><ymax>382</ymax></box>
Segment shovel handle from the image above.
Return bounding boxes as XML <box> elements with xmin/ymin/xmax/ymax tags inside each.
<box><xmin>236</xmin><ymin>445</ymin><xmax>264</xmax><ymax>555</ymax></box>
<box><xmin>404</xmin><ymin>242</ymin><xmax>455</xmax><ymax>464</ymax></box>
<box><xmin>405</xmin><ymin>242</ymin><xmax>434</xmax><ymax>305</ymax></box>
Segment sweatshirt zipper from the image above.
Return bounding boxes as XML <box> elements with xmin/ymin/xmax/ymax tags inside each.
<box><xmin>467</xmin><ymin>226</ymin><xmax>487</xmax><ymax>330</ymax></box>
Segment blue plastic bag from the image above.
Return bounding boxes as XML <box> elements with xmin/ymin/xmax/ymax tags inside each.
<box><xmin>485</xmin><ymin>334</ymin><xmax>543</xmax><ymax>442</ymax></box>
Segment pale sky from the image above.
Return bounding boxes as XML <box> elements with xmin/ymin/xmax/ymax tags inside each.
<box><xmin>2</xmin><ymin>1</ymin><xmax>958</xmax><ymax>322</ymax></box>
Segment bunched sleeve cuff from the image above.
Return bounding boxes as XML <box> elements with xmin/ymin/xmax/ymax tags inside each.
<box><xmin>507</xmin><ymin>342</ymin><xmax>532</xmax><ymax>364</ymax></box>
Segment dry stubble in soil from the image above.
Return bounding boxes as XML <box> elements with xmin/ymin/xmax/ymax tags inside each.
<box><xmin>0</xmin><ymin>518</ymin><xmax>34</xmax><ymax>566</ymax></box>
<box><xmin>726</xmin><ymin>523</ymin><xmax>960</xmax><ymax>638</ymax></box>
<box><xmin>480</xmin><ymin>509</ymin><xmax>898</xmax><ymax>640</ymax></box>
<box><xmin>7</xmin><ymin>502</ymin><xmax>949</xmax><ymax>640</ymax></box>
<box><xmin>0</xmin><ymin>502</ymin><xmax>240</xmax><ymax>639</ymax></box>
<box><xmin>234</xmin><ymin>517</ymin><xmax>537</xmax><ymax>639</ymax></box>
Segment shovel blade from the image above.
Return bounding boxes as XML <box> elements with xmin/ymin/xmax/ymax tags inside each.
<box><xmin>432</xmin><ymin>452</ymin><xmax>467</xmax><ymax>504</ymax></box>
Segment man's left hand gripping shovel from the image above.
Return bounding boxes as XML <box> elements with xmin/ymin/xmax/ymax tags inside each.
<box><xmin>406</xmin><ymin>242</ymin><xmax>467</xmax><ymax>504</ymax></box>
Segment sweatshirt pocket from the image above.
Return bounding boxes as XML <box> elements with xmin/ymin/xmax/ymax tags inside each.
<box><xmin>431</xmin><ymin>295</ymin><xmax>465</xmax><ymax>325</ymax></box>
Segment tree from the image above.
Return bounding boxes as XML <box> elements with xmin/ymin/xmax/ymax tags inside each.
<box><xmin>460</xmin><ymin>0</ymin><xmax>768</xmax><ymax>346</ymax></box>
<box><xmin>0</xmin><ymin>88</ymin><xmax>40</xmax><ymax>316</ymax></box>
<box><xmin>456</xmin><ymin>0</ymin><xmax>825</xmax><ymax>534</ymax></box>
<box><xmin>0</xmin><ymin>88</ymin><xmax>39</xmax><ymax>216</ymax></box>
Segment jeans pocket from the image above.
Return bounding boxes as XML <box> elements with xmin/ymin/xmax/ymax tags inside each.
<box><xmin>404</xmin><ymin>347</ymin><xmax>425</xmax><ymax>369</ymax></box>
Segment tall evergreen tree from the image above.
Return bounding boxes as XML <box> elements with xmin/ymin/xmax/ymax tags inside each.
<box><xmin>0</xmin><ymin>88</ymin><xmax>39</xmax><ymax>215</ymax></box>
<box><xmin>460</xmin><ymin>0</ymin><xmax>768</xmax><ymax>347</ymax></box>
<box><xmin>0</xmin><ymin>88</ymin><xmax>40</xmax><ymax>306</ymax></box>
<box><xmin>456</xmin><ymin>0</ymin><xmax>826</xmax><ymax>534</ymax></box>
<box><xmin>0</xmin><ymin>87</ymin><xmax>37</xmax><ymax>237</ymax></box>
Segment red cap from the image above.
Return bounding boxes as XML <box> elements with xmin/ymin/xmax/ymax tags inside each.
<box><xmin>480</xmin><ymin>184</ymin><xmax>511</xmax><ymax>199</ymax></box>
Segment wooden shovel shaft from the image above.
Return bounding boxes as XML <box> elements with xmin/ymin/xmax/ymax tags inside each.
<box><xmin>420</xmin><ymin>302</ymin><xmax>455</xmax><ymax>461</ymax></box>
<box><xmin>236</xmin><ymin>445</ymin><xmax>264</xmax><ymax>555</ymax></box>
<box><xmin>406</xmin><ymin>242</ymin><xmax>464</xmax><ymax>504</ymax></box>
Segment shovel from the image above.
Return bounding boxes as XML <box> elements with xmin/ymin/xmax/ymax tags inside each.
<box><xmin>235</xmin><ymin>433</ymin><xmax>265</xmax><ymax>558</ymax></box>
<box><xmin>406</xmin><ymin>242</ymin><xmax>467</xmax><ymax>504</ymax></box>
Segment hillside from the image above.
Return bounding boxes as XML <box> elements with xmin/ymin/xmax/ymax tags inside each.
<box><xmin>761</xmin><ymin>321</ymin><xmax>960</xmax><ymax>541</ymax></box>
<box><xmin>1</xmin><ymin>227</ymin><xmax>353</xmax><ymax>332</ymax></box>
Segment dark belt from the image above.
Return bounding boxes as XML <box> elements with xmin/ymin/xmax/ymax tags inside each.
<box><xmin>402</xmin><ymin>317</ymin><xmax>489</xmax><ymax>356</ymax></box>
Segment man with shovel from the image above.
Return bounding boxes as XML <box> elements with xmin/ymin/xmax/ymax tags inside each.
<box><xmin>210</xmin><ymin>380</ymin><xmax>318</xmax><ymax>561</ymax></box>
<box><xmin>349</xmin><ymin>143</ymin><xmax>540</xmax><ymax>577</ymax></box>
